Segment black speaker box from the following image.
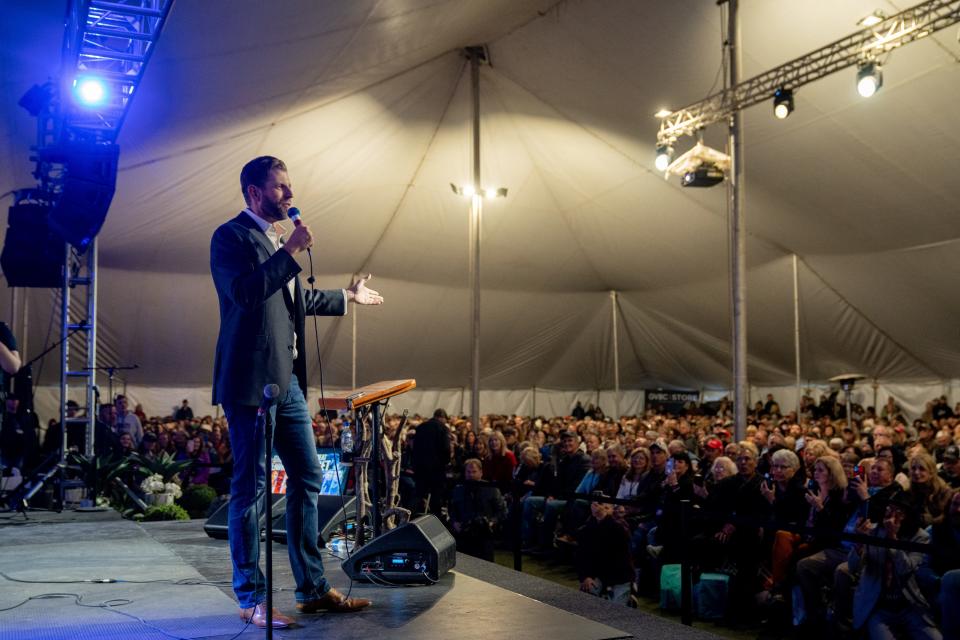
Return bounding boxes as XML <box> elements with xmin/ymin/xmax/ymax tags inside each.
<box><xmin>341</xmin><ymin>514</ymin><xmax>455</xmax><ymax>583</ymax></box>
<box><xmin>270</xmin><ymin>494</ymin><xmax>357</xmax><ymax>544</ymax></box>
<box><xmin>1</xmin><ymin>203</ymin><xmax>64</xmax><ymax>287</ymax></box>
<box><xmin>47</xmin><ymin>142</ymin><xmax>118</xmax><ymax>251</ymax></box>
<box><xmin>203</xmin><ymin>494</ymin><xmax>287</xmax><ymax>540</ymax></box>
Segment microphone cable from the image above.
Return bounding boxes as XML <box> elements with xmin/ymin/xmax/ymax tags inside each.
<box><xmin>303</xmin><ymin>243</ymin><xmax>359</xmax><ymax>601</ymax></box>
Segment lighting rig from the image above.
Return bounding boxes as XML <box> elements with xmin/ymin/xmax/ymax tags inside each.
<box><xmin>654</xmin><ymin>0</ymin><xmax>960</xmax><ymax>183</ymax></box>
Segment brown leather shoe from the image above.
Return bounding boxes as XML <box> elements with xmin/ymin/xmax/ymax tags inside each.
<box><xmin>296</xmin><ymin>587</ymin><xmax>371</xmax><ymax>614</ymax></box>
<box><xmin>239</xmin><ymin>603</ymin><xmax>294</xmax><ymax>628</ymax></box>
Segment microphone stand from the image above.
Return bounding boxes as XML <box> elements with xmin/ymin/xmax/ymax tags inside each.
<box><xmin>263</xmin><ymin>403</ymin><xmax>275</xmax><ymax>639</ymax></box>
<box><xmin>85</xmin><ymin>364</ymin><xmax>139</xmax><ymax>404</ymax></box>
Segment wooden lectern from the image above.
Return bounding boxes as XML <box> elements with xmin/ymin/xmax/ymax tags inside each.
<box><xmin>319</xmin><ymin>379</ymin><xmax>415</xmax><ymax>541</ymax></box>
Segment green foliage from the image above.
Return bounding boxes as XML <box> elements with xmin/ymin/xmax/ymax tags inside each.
<box><xmin>178</xmin><ymin>483</ymin><xmax>217</xmax><ymax>518</ymax></box>
<box><xmin>142</xmin><ymin>503</ymin><xmax>190</xmax><ymax>521</ymax></box>
<box><xmin>67</xmin><ymin>452</ymin><xmax>131</xmax><ymax>499</ymax></box>
<box><xmin>130</xmin><ymin>451</ymin><xmax>192</xmax><ymax>483</ymax></box>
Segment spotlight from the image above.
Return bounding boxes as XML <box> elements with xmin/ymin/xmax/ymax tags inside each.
<box><xmin>483</xmin><ymin>187</ymin><xmax>508</xmax><ymax>199</ymax></box>
<box><xmin>654</xmin><ymin>144</ymin><xmax>673</xmax><ymax>172</ymax></box>
<box><xmin>681</xmin><ymin>163</ymin><xmax>724</xmax><ymax>188</ymax></box>
<box><xmin>772</xmin><ymin>88</ymin><xmax>794</xmax><ymax>119</ymax></box>
<box><xmin>74</xmin><ymin>77</ymin><xmax>107</xmax><ymax>106</ymax></box>
<box><xmin>856</xmin><ymin>62</ymin><xmax>882</xmax><ymax>98</ymax></box>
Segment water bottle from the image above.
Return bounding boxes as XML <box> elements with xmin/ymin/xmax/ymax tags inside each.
<box><xmin>340</xmin><ymin>419</ymin><xmax>354</xmax><ymax>452</ymax></box>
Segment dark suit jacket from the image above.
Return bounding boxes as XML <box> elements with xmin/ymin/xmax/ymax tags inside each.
<box><xmin>210</xmin><ymin>212</ymin><xmax>345</xmax><ymax>406</ymax></box>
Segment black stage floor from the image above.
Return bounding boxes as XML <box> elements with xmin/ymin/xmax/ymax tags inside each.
<box><xmin>0</xmin><ymin>510</ymin><xmax>722</xmax><ymax>640</ymax></box>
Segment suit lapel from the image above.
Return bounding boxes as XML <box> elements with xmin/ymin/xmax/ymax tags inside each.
<box><xmin>233</xmin><ymin>212</ymin><xmax>296</xmax><ymax>311</ymax></box>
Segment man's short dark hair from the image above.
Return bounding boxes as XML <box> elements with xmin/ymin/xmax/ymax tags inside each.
<box><xmin>433</xmin><ymin>408</ymin><xmax>448</xmax><ymax>420</ymax></box>
<box><xmin>240</xmin><ymin>156</ymin><xmax>287</xmax><ymax>205</ymax></box>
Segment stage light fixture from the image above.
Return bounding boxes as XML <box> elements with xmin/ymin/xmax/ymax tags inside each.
<box><xmin>858</xmin><ymin>11</ymin><xmax>886</xmax><ymax>28</ymax></box>
<box><xmin>74</xmin><ymin>77</ymin><xmax>107</xmax><ymax>106</ymax></box>
<box><xmin>682</xmin><ymin>163</ymin><xmax>724</xmax><ymax>188</ymax></box>
<box><xmin>856</xmin><ymin>62</ymin><xmax>882</xmax><ymax>97</ymax></box>
<box><xmin>772</xmin><ymin>88</ymin><xmax>794</xmax><ymax>119</ymax></box>
<box><xmin>654</xmin><ymin>144</ymin><xmax>673</xmax><ymax>172</ymax></box>
<box><xmin>450</xmin><ymin>183</ymin><xmax>506</xmax><ymax>199</ymax></box>
<box><xmin>654</xmin><ymin>108</ymin><xmax>673</xmax><ymax>119</ymax></box>
<box><xmin>18</xmin><ymin>83</ymin><xmax>54</xmax><ymax>117</ymax></box>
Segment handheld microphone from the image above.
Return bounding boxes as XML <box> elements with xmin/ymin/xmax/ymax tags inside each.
<box><xmin>257</xmin><ymin>383</ymin><xmax>281</xmax><ymax>416</ymax></box>
<box><xmin>288</xmin><ymin>207</ymin><xmax>302</xmax><ymax>227</ymax></box>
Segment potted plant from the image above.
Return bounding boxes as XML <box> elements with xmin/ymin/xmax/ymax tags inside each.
<box><xmin>128</xmin><ymin>451</ymin><xmax>192</xmax><ymax>505</ymax></box>
<box><xmin>139</xmin><ymin>473</ymin><xmax>183</xmax><ymax>505</ymax></box>
<box><xmin>66</xmin><ymin>452</ymin><xmax>130</xmax><ymax>507</ymax></box>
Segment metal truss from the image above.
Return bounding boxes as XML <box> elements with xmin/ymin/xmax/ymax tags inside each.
<box><xmin>59</xmin><ymin>0</ymin><xmax>175</xmax><ymax>143</ymax></box>
<box><xmin>657</xmin><ymin>0</ymin><xmax>960</xmax><ymax>147</ymax></box>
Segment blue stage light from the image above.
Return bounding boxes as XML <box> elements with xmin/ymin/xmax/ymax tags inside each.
<box><xmin>74</xmin><ymin>77</ymin><xmax>107</xmax><ymax>106</ymax></box>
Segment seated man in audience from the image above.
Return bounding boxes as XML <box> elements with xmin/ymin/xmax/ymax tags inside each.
<box><xmin>448</xmin><ymin>459</ymin><xmax>507</xmax><ymax>562</ymax></box>
<box><xmin>575</xmin><ymin>492</ymin><xmax>633</xmax><ymax>604</ymax></box>
<box><xmin>847</xmin><ymin>490</ymin><xmax>941</xmax><ymax>640</ymax></box>
<box><xmin>939</xmin><ymin>445</ymin><xmax>960</xmax><ymax>490</ymax></box>
<box><xmin>521</xmin><ymin>430</ymin><xmax>589</xmax><ymax>552</ymax></box>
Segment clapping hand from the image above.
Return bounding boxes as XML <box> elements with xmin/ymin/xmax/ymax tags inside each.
<box><xmin>805</xmin><ymin>486</ymin><xmax>825</xmax><ymax>511</ymax></box>
<box><xmin>760</xmin><ymin>479</ymin><xmax>776</xmax><ymax>504</ymax></box>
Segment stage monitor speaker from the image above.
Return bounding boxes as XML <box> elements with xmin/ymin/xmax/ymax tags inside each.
<box><xmin>270</xmin><ymin>494</ymin><xmax>358</xmax><ymax>545</ymax></box>
<box><xmin>47</xmin><ymin>142</ymin><xmax>119</xmax><ymax>252</ymax></box>
<box><xmin>341</xmin><ymin>514</ymin><xmax>455</xmax><ymax>584</ymax></box>
<box><xmin>0</xmin><ymin>203</ymin><xmax>64</xmax><ymax>287</ymax></box>
<box><xmin>203</xmin><ymin>494</ymin><xmax>287</xmax><ymax>540</ymax></box>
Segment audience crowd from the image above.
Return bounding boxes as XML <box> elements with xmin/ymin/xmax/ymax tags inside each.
<box><xmin>3</xmin><ymin>390</ymin><xmax>960</xmax><ymax>637</ymax></box>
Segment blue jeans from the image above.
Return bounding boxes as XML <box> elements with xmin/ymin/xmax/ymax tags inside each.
<box><xmin>224</xmin><ymin>375</ymin><xmax>329</xmax><ymax>608</ymax></box>
<box><xmin>521</xmin><ymin>496</ymin><xmax>567</xmax><ymax>547</ymax></box>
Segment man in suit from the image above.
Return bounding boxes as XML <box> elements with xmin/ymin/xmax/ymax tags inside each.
<box><xmin>211</xmin><ymin>155</ymin><xmax>382</xmax><ymax>628</ymax></box>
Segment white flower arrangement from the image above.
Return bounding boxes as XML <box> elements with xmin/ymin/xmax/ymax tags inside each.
<box><xmin>140</xmin><ymin>473</ymin><xmax>182</xmax><ymax>499</ymax></box>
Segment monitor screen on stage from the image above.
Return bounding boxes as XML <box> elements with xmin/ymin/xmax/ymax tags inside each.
<box><xmin>271</xmin><ymin>448</ymin><xmax>348</xmax><ymax>496</ymax></box>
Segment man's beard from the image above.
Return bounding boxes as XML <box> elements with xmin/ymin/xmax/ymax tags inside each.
<box><xmin>261</xmin><ymin>198</ymin><xmax>286</xmax><ymax>221</ymax></box>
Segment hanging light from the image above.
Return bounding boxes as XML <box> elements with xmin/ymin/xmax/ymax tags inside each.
<box><xmin>772</xmin><ymin>88</ymin><xmax>794</xmax><ymax>119</ymax></box>
<box><xmin>856</xmin><ymin>62</ymin><xmax>883</xmax><ymax>98</ymax></box>
<box><xmin>73</xmin><ymin>76</ymin><xmax>108</xmax><ymax>107</ymax></box>
<box><xmin>654</xmin><ymin>144</ymin><xmax>673</xmax><ymax>172</ymax></box>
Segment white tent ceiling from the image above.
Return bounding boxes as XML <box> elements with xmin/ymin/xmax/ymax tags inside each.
<box><xmin>1</xmin><ymin>0</ymin><xmax>959</xmax><ymax>411</ymax></box>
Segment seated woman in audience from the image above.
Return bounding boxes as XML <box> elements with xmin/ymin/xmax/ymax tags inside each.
<box><xmin>654</xmin><ymin>451</ymin><xmax>696</xmax><ymax>562</ymax></box>
<box><xmin>763</xmin><ymin>455</ymin><xmax>851</xmax><ymax>603</ymax></box>
<box><xmin>616</xmin><ymin>447</ymin><xmax>650</xmax><ymax>504</ymax></box>
<box><xmin>907</xmin><ymin>451</ymin><xmax>954</xmax><ymax>527</ymax></box>
<box><xmin>185</xmin><ymin>434</ymin><xmax>212</xmax><ymax>486</ymax></box>
<box><xmin>511</xmin><ymin>445</ymin><xmax>542</xmax><ymax>502</ymax></box>
<box><xmin>482</xmin><ymin>431</ymin><xmax>516</xmax><ymax>494</ymax></box>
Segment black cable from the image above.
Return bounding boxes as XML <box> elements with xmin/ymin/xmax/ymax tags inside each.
<box><xmin>305</xmin><ymin>248</ymin><xmax>358</xmax><ymax>601</ymax></box>
<box><xmin>0</xmin><ymin>591</ymin><xmax>256</xmax><ymax>640</ymax></box>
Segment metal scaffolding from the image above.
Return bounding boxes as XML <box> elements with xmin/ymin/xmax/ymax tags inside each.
<box><xmin>60</xmin><ymin>0</ymin><xmax>174</xmax><ymax>143</ymax></box>
<box><xmin>657</xmin><ymin>0</ymin><xmax>960</xmax><ymax>147</ymax></box>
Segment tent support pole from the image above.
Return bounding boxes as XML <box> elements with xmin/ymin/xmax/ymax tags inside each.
<box><xmin>352</xmin><ymin>288</ymin><xmax>357</xmax><ymax>390</ymax></box>
<box><xmin>468</xmin><ymin>47</ymin><xmax>482</xmax><ymax>434</ymax></box>
<box><xmin>727</xmin><ymin>0</ymin><xmax>748</xmax><ymax>441</ymax></box>
<box><xmin>793</xmin><ymin>254</ymin><xmax>801</xmax><ymax>419</ymax></box>
<box><xmin>610</xmin><ymin>290</ymin><xmax>620</xmax><ymax>420</ymax></box>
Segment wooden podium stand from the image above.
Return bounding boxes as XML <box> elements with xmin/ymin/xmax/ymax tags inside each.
<box><xmin>319</xmin><ymin>379</ymin><xmax>415</xmax><ymax>541</ymax></box>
